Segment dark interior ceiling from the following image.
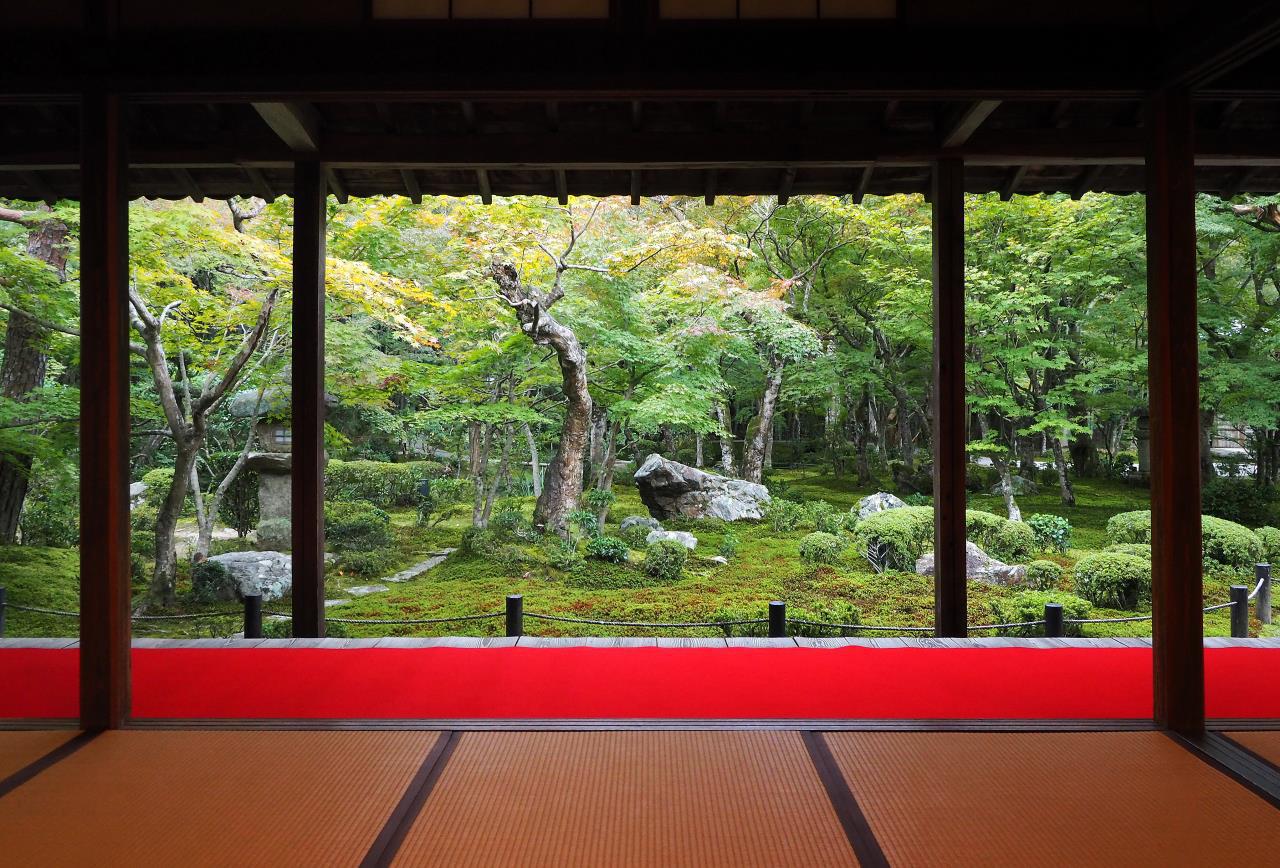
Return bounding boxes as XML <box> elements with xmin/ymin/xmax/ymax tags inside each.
<box><xmin>4</xmin><ymin>2</ymin><xmax>1280</xmax><ymax>203</ymax></box>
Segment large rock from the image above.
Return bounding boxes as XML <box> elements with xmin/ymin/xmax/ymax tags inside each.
<box><xmin>855</xmin><ymin>492</ymin><xmax>907</xmax><ymax>520</ymax></box>
<box><xmin>633</xmin><ymin>454</ymin><xmax>769</xmax><ymax>522</ymax></box>
<box><xmin>914</xmin><ymin>541</ymin><xmax>1027</xmax><ymax>587</ymax></box>
<box><xmin>646</xmin><ymin>529</ymin><xmax>698</xmax><ymax>550</ymax></box>
<box><xmin>205</xmin><ymin>551</ymin><xmax>293</xmax><ymax>601</ymax></box>
<box><xmin>620</xmin><ymin>515</ymin><xmax>662</xmax><ymax>533</ymax></box>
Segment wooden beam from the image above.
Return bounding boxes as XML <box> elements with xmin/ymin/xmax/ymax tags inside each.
<box><xmin>1220</xmin><ymin>165</ymin><xmax>1261</xmax><ymax>200</ymax></box>
<box><xmin>630</xmin><ymin>100</ymin><xmax>643</xmax><ymax>132</ymax></box>
<box><xmin>554</xmin><ymin>169</ymin><xmax>568</xmax><ymax>205</ymax></box>
<box><xmin>459</xmin><ymin>100</ymin><xmax>476</xmax><ymax>133</ymax></box>
<box><xmin>244</xmin><ymin>167</ymin><xmax>276</xmax><ymax>202</ymax></box>
<box><xmin>1164</xmin><ymin>5</ymin><xmax>1280</xmax><ymax>89</ymax></box>
<box><xmin>17</xmin><ymin>170</ymin><xmax>57</xmax><ymax>206</ymax></box>
<box><xmin>476</xmin><ymin>168</ymin><xmax>492</xmax><ymax>205</ymax></box>
<box><xmin>325</xmin><ymin>167</ymin><xmax>348</xmax><ymax>204</ymax></box>
<box><xmin>1146</xmin><ymin>88</ymin><xmax>1204</xmax><ymax>736</ymax></box>
<box><xmin>630</xmin><ymin>169</ymin><xmax>641</xmax><ymax>206</ymax></box>
<box><xmin>400</xmin><ymin>168</ymin><xmax>422</xmax><ymax>203</ymax></box>
<box><xmin>999</xmin><ymin>165</ymin><xmax>1028</xmax><ymax>201</ymax></box>
<box><xmin>291</xmin><ymin>159</ymin><xmax>326</xmax><ymax>639</ymax></box>
<box><xmin>853</xmin><ymin>165</ymin><xmax>874</xmax><ymax>204</ymax></box>
<box><xmin>79</xmin><ymin>91</ymin><xmax>131</xmax><ymax>729</ymax></box>
<box><xmin>1072</xmin><ymin>164</ymin><xmax>1105</xmax><ymax>200</ymax></box>
<box><xmin>778</xmin><ymin>167</ymin><xmax>796</xmax><ymax>205</ymax></box>
<box><xmin>545</xmin><ymin>100</ymin><xmax>560</xmax><ymax>133</ymax></box>
<box><xmin>932</xmin><ymin>157</ymin><xmax>967</xmax><ymax>639</ymax></box>
<box><xmin>171</xmin><ymin>167</ymin><xmax>204</xmax><ymax>202</ymax></box>
<box><xmin>251</xmin><ymin>102</ymin><xmax>320</xmax><ymax>152</ymax></box>
<box><xmin>942</xmin><ymin>100</ymin><xmax>1002</xmax><ymax>148</ymax></box>
<box><xmin>704</xmin><ymin>169</ymin><xmax>717</xmax><ymax>206</ymax></box>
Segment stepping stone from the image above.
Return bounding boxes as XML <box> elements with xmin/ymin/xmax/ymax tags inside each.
<box><xmin>383</xmin><ymin>548</ymin><xmax>457</xmax><ymax>583</ymax></box>
<box><xmin>347</xmin><ymin>584</ymin><xmax>390</xmax><ymax>597</ymax></box>
<box><xmin>324</xmin><ymin>598</ymin><xmax>352</xmax><ymax>608</ymax></box>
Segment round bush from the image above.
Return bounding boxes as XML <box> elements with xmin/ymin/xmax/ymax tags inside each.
<box><xmin>620</xmin><ymin>523</ymin><xmax>652</xmax><ymax>550</ymax></box>
<box><xmin>1073</xmin><ymin>552</ymin><xmax>1151</xmax><ymax>610</ymax></box>
<box><xmin>337</xmin><ymin>549</ymin><xmax>397</xmax><ymax>577</ymax></box>
<box><xmin>799</xmin><ymin>532</ymin><xmax>844</xmax><ymax>565</ymax></box>
<box><xmin>853</xmin><ymin>506</ymin><xmax>934</xmax><ymax>571</ymax></box>
<box><xmin>643</xmin><ymin>539</ymin><xmax>688</xmax><ymax>581</ymax></box>
<box><xmin>990</xmin><ymin>521</ymin><xmax>1035</xmax><ymax>563</ymax></box>
<box><xmin>141</xmin><ymin>467</ymin><xmax>176</xmax><ymax>509</ymax></box>
<box><xmin>585</xmin><ymin>535</ymin><xmax>630</xmax><ymax>563</ymax></box>
<box><xmin>1201</xmin><ymin>515</ymin><xmax>1264</xmax><ymax>568</ymax></box>
<box><xmin>988</xmin><ymin>591</ymin><xmax>1092</xmax><ymax>637</ymax></box>
<box><xmin>1026</xmin><ymin>513</ymin><xmax>1072</xmax><ymax>554</ymax></box>
<box><xmin>1105</xmin><ymin>543</ymin><xmax>1153</xmax><ymax>559</ymax></box>
<box><xmin>1106</xmin><ymin>510</ymin><xmax>1152</xmax><ymax>545</ymax></box>
<box><xmin>325</xmin><ymin>459</ymin><xmax>442</xmax><ymax>508</ymax></box>
<box><xmin>1255</xmin><ymin>526</ymin><xmax>1280</xmax><ymax>565</ymax></box>
<box><xmin>461</xmin><ymin>526</ymin><xmax>500</xmax><ymax>557</ymax></box>
<box><xmin>323</xmin><ymin>500</ymin><xmax>394</xmax><ymax>553</ymax></box>
<box><xmin>965</xmin><ymin>510</ymin><xmax>1007</xmax><ymax>550</ymax></box>
<box><xmin>190</xmin><ymin>560</ymin><xmax>236</xmax><ymax>603</ymax></box>
<box><xmin>1025</xmin><ymin>560</ymin><xmax>1064</xmax><ymax>590</ymax></box>
<box><xmin>766</xmin><ymin>498</ymin><xmax>806</xmax><ymax>532</ymax></box>
<box><xmin>130</xmin><ymin>530</ymin><xmax>157</xmax><ymax>558</ymax></box>
<box><xmin>541</xmin><ymin>536</ymin><xmax>583</xmax><ymax>571</ymax></box>
<box><xmin>1201</xmin><ymin>477</ymin><xmax>1277</xmax><ymax>528</ymax></box>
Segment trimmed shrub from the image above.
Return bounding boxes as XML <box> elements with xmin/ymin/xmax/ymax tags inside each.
<box><xmin>1255</xmin><ymin>526</ymin><xmax>1280</xmax><ymax>565</ymax></box>
<box><xmin>1201</xmin><ymin>515</ymin><xmax>1264</xmax><ymax>568</ymax></box>
<box><xmin>799</xmin><ymin>532</ymin><xmax>844</xmax><ymax>565</ymax></box>
<box><xmin>965</xmin><ymin>509</ymin><xmax>1007</xmax><ymax>550</ymax></box>
<box><xmin>325</xmin><ymin>459</ymin><xmax>443</xmax><ymax>508</ymax></box>
<box><xmin>337</xmin><ymin>549</ymin><xmax>397</xmax><ymax>577</ymax></box>
<box><xmin>586</xmin><ymin>535</ymin><xmax>630</xmax><ymax>563</ymax></box>
<box><xmin>190</xmin><ymin>560</ymin><xmax>235</xmax><ymax>603</ymax></box>
<box><xmin>460</xmin><ymin>526</ymin><xmax>500</xmax><ymax>557</ymax></box>
<box><xmin>130</xmin><ymin>530</ymin><xmax>156</xmax><ymax>558</ymax></box>
<box><xmin>1026</xmin><ymin>513</ymin><xmax>1072</xmax><ymax>554</ymax></box>
<box><xmin>416</xmin><ymin>476</ymin><xmax>470</xmax><ymax>527</ymax></box>
<box><xmin>1074</xmin><ymin>552</ymin><xmax>1151</xmax><ymax>610</ymax></box>
<box><xmin>805</xmin><ymin>501</ymin><xmax>844</xmax><ymax>535</ymax></box>
<box><xmin>718</xmin><ymin>531</ymin><xmax>740</xmax><ymax>559</ymax></box>
<box><xmin>541</xmin><ymin>536</ymin><xmax>583</xmax><ymax>571</ymax></box>
<box><xmin>1025</xmin><ymin>560</ymin><xmax>1064</xmax><ymax>590</ymax></box>
<box><xmin>643</xmin><ymin>539</ymin><xmax>688</xmax><ymax>581</ymax></box>
<box><xmin>765</xmin><ymin>498</ymin><xmax>806</xmax><ymax>532</ymax></box>
<box><xmin>853</xmin><ymin>506</ymin><xmax>934</xmax><ymax>571</ymax></box>
<box><xmin>141</xmin><ymin>467</ymin><xmax>176</xmax><ymax>509</ymax></box>
<box><xmin>19</xmin><ymin>474</ymin><xmax>80</xmax><ymax>548</ymax></box>
<box><xmin>990</xmin><ymin>520</ymin><xmax>1035</xmax><ymax>563</ymax></box>
<box><xmin>1106</xmin><ymin>510</ymin><xmax>1152</xmax><ymax>545</ymax></box>
<box><xmin>1106</xmin><ymin>543</ymin><xmax>1153</xmax><ymax>559</ymax></box>
<box><xmin>621</xmin><ymin>523</ymin><xmax>652</xmax><ymax>550</ymax></box>
<box><xmin>131</xmin><ymin>504</ymin><xmax>157</xmax><ymax>533</ymax></box>
<box><xmin>1201</xmin><ymin>477</ymin><xmax>1277</xmax><ymax>528</ymax></box>
<box><xmin>323</xmin><ymin>500</ymin><xmax>394</xmax><ymax>553</ymax></box>
<box><xmin>989</xmin><ymin>591</ymin><xmax>1092</xmax><ymax>637</ymax></box>
<box><xmin>788</xmin><ymin>600</ymin><xmax>863</xmax><ymax>638</ymax></box>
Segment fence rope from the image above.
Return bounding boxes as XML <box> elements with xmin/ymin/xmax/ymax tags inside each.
<box><xmin>785</xmin><ymin>618</ymin><xmax>935</xmax><ymax>633</ymax></box>
<box><xmin>524</xmin><ymin>612</ymin><xmax>768</xmax><ymax>629</ymax></box>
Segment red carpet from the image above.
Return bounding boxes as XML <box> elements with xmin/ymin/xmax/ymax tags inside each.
<box><xmin>2</xmin><ymin>647</ymin><xmax>1277</xmax><ymax>720</ymax></box>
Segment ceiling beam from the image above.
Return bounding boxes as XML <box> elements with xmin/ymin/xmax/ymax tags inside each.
<box><xmin>476</xmin><ymin>168</ymin><xmax>492</xmax><ymax>204</ymax></box>
<box><xmin>1220</xmin><ymin>166</ymin><xmax>1262</xmax><ymax>200</ymax></box>
<box><xmin>852</xmin><ymin>165</ymin><xmax>874</xmax><ymax>204</ymax></box>
<box><xmin>171</xmin><ymin>167</ymin><xmax>204</xmax><ymax>202</ymax></box>
<box><xmin>400</xmin><ymin>168</ymin><xmax>422</xmax><ymax>203</ymax></box>
<box><xmin>704</xmin><ymin>169</ymin><xmax>717</xmax><ymax>206</ymax></box>
<box><xmin>244</xmin><ymin>167</ymin><xmax>276</xmax><ymax>202</ymax></box>
<box><xmin>554</xmin><ymin>169</ymin><xmax>568</xmax><ymax>205</ymax></box>
<box><xmin>1000</xmin><ymin>165</ymin><xmax>1028</xmax><ymax>201</ymax></box>
<box><xmin>1072</xmin><ymin>164</ymin><xmax>1105</xmax><ymax>200</ymax></box>
<box><xmin>17</xmin><ymin>170</ymin><xmax>57</xmax><ymax>205</ymax></box>
<box><xmin>942</xmin><ymin>100</ymin><xmax>1002</xmax><ymax>148</ymax></box>
<box><xmin>778</xmin><ymin>167</ymin><xmax>796</xmax><ymax>205</ymax></box>
<box><xmin>325</xmin><ymin>167</ymin><xmax>348</xmax><ymax>203</ymax></box>
<box><xmin>630</xmin><ymin>169</ymin><xmax>641</xmax><ymax>206</ymax></box>
<box><xmin>1164</xmin><ymin>4</ymin><xmax>1280</xmax><ymax>89</ymax></box>
<box><xmin>251</xmin><ymin>102</ymin><xmax>321</xmax><ymax>152</ymax></box>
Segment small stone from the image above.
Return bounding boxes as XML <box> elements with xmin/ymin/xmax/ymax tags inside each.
<box><xmin>708</xmin><ymin>555</ymin><xmax>729</xmax><ymax>565</ymax></box>
<box><xmin>646</xmin><ymin>529</ymin><xmax>698</xmax><ymax>550</ymax></box>
<box><xmin>855</xmin><ymin>492</ymin><xmax>907</xmax><ymax>520</ymax></box>
<box><xmin>621</xmin><ymin>515</ymin><xmax>662</xmax><ymax>533</ymax></box>
<box><xmin>347</xmin><ymin>584</ymin><xmax>390</xmax><ymax>597</ymax></box>
<box><xmin>324</xmin><ymin>598</ymin><xmax>352</xmax><ymax>608</ymax></box>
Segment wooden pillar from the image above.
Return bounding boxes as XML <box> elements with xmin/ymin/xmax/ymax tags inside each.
<box><xmin>79</xmin><ymin>91</ymin><xmax>131</xmax><ymax>729</ymax></box>
<box><xmin>932</xmin><ymin>158</ymin><xmax>967</xmax><ymax>638</ymax></box>
<box><xmin>292</xmin><ymin>160</ymin><xmax>327</xmax><ymax>638</ymax></box>
<box><xmin>1146</xmin><ymin>88</ymin><xmax>1204</xmax><ymax>735</ymax></box>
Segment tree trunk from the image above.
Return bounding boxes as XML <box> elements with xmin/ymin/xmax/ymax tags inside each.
<box><xmin>715</xmin><ymin>402</ymin><xmax>736</xmax><ymax>476</ymax></box>
<box><xmin>150</xmin><ymin>440</ymin><xmax>200</xmax><ymax>606</ymax></box>
<box><xmin>1051</xmin><ymin>435</ymin><xmax>1076</xmax><ymax>506</ymax></box>
<box><xmin>471</xmin><ymin>424</ymin><xmax>493</xmax><ymax>527</ymax></box>
<box><xmin>481</xmin><ymin>425</ymin><xmax>513</xmax><ymax>525</ymax></box>
<box><xmin>194</xmin><ymin>436</ymin><xmax>256</xmax><ymax>559</ymax></box>
<box><xmin>522</xmin><ymin>422</ymin><xmax>542</xmax><ymax>497</ymax></box>
<box><xmin>694</xmin><ymin>433</ymin><xmax>704</xmax><ymax>467</ymax></box>
<box><xmin>741</xmin><ymin>359</ymin><xmax>784</xmax><ymax>484</ymax></box>
<box><xmin>1200</xmin><ymin>409</ymin><xmax>1217</xmax><ymax>484</ymax></box>
<box><xmin>587</xmin><ymin>404</ymin><xmax>607</xmax><ymax>485</ymax></box>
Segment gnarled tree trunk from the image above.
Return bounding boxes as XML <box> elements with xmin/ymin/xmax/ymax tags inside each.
<box><xmin>715</xmin><ymin>402</ymin><xmax>736</xmax><ymax>475</ymax></box>
<box><xmin>741</xmin><ymin>357</ymin><xmax>784</xmax><ymax>484</ymax></box>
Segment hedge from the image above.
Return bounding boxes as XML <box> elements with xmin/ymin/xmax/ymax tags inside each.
<box><xmin>1106</xmin><ymin>509</ymin><xmax>1262</xmax><ymax>569</ymax></box>
<box><xmin>852</xmin><ymin>506</ymin><xmax>935</xmax><ymax>571</ymax></box>
<box><xmin>323</xmin><ymin>499</ymin><xmax>395</xmax><ymax>553</ymax></box>
<box><xmin>325</xmin><ymin>459</ymin><xmax>446</xmax><ymax>509</ymax></box>
<box><xmin>989</xmin><ymin>591</ymin><xmax>1092</xmax><ymax>637</ymax></box>
<box><xmin>799</xmin><ymin>532</ymin><xmax>845</xmax><ymax>565</ymax></box>
<box><xmin>1073</xmin><ymin>552</ymin><xmax>1151</xmax><ymax>610</ymax></box>
<box><xmin>1025</xmin><ymin>560</ymin><xmax>1064</xmax><ymax>590</ymax></box>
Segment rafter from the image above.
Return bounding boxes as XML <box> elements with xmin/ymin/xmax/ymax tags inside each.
<box><xmin>853</xmin><ymin>165</ymin><xmax>874</xmax><ymax>204</ymax></box>
<box><xmin>476</xmin><ymin>168</ymin><xmax>492</xmax><ymax>204</ymax></box>
<box><xmin>251</xmin><ymin>102</ymin><xmax>320</xmax><ymax>152</ymax></box>
<box><xmin>778</xmin><ymin>167</ymin><xmax>796</xmax><ymax>205</ymax></box>
<box><xmin>171</xmin><ymin>167</ymin><xmax>204</xmax><ymax>202</ymax></box>
<box><xmin>400</xmin><ymin>168</ymin><xmax>422</xmax><ymax>203</ymax></box>
<box><xmin>1000</xmin><ymin>165</ymin><xmax>1028</xmax><ymax>201</ymax></box>
<box><xmin>942</xmin><ymin>100</ymin><xmax>1002</xmax><ymax>148</ymax></box>
<box><xmin>325</xmin><ymin>167</ymin><xmax>348</xmax><ymax>203</ymax></box>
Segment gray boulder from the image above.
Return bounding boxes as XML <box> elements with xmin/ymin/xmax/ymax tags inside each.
<box><xmin>646</xmin><ymin>529</ymin><xmax>698</xmax><ymax>550</ymax></box>
<box><xmin>205</xmin><ymin>551</ymin><xmax>293</xmax><ymax>601</ymax></box>
<box><xmin>990</xmin><ymin>475</ymin><xmax>1039</xmax><ymax>496</ymax></box>
<box><xmin>855</xmin><ymin>492</ymin><xmax>907</xmax><ymax>520</ymax></box>
<box><xmin>633</xmin><ymin>454</ymin><xmax>770</xmax><ymax>522</ymax></box>
<box><xmin>620</xmin><ymin>515</ymin><xmax>662</xmax><ymax>533</ymax></box>
<box><xmin>129</xmin><ymin>482</ymin><xmax>148</xmax><ymax>509</ymax></box>
<box><xmin>914</xmin><ymin>541</ymin><xmax>1027</xmax><ymax>587</ymax></box>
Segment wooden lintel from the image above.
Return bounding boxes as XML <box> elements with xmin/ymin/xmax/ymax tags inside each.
<box><xmin>17</xmin><ymin>170</ymin><xmax>58</xmax><ymax>205</ymax></box>
<box><xmin>630</xmin><ymin>100</ymin><xmax>643</xmax><ymax>132</ymax></box>
<box><xmin>942</xmin><ymin>100</ymin><xmax>1002</xmax><ymax>148</ymax></box>
<box><xmin>545</xmin><ymin>100</ymin><xmax>560</xmax><ymax>133</ymax></box>
<box><xmin>251</xmin><ymin>102</ymin><xmax>320</xmax><ymax>152</ymax></box>
<box><xmin>460</xmin><ymin>100</ymin><xmax>476</xmax><ymax>133</ymax></box>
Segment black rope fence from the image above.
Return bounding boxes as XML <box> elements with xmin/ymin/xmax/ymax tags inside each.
<box><xmin>1</xmin><ymin>563</ymin><xmax>1271</xmax><ymax>641</ymax></box>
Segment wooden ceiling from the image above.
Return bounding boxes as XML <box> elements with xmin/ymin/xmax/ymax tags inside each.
<box><xmin>4</xmin><ymin>2</ymin><xmax>1280</xmax><ymax>202</ymax></box>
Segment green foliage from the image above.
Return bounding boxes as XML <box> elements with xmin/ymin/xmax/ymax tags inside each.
<box><xmin>1106</xmin><ymin>510</ymin><xmax>1152</xmax><ymax>545</ymax></box>
<box><xmin>805</xmin><ymin>501</ymin><xmax>845</xmax><ymax>535</ymax></box>
<box><xmin>1025</xmin><ymin>560</ymin><xmax>1064</xmax><ymax>590</ymax></box>
<box><xmin>190</xmin><ymin>560</ymin><xmax>234</xmax><ymax>604</ymax></box>
<box><xmin>416</xmin><ymin>477</ymin><xmax>470</xmax><ymax>528</ymax></box>
<box><xmin>585</xmin><ymin>535</ymin><xmax>630</xmax><ymax>563</ymax></box>
<box><xmin>852</xmin><ymin>506</ymin><xmax>934</xmax><ymax>571</ymax></box>
<box><xmin>643</xmin><ymin>539</ymin><xmax>688</xmax><ymax>581</ymax></box>
<box><xmin>989</xmin><ymin>591</ymin><xmax>1092</xmax><ymax>637</ymax></box>
<box><xmin>764</xmin><ymin>498</ymin><xmax>806</xmax><ymax>532</ymax></box>
<box><xmin>964</xmin><ymin>510</ymin><xmax>1006</xmax><ymax>549</ymax></box>
<box><xmin>798</xmin><ymin>531</ymin><xmax>845</xmax><ymax>565</ymax></box>
<box><xmin>336</xmin><ymin>549</ymin><xmax>398</xmax><ymax>577</ymax></box>
<box><xmin>1105</xmin><ymin>543</ymin><xmax>1153</xmax><ymax>559</ymax></box>
<box><xmin>255</xmin><ymin>517</ymin><xmax>292</xmax><ymax>550</ymax></box>
<box><xmin>141</xmin><ymin>467</ymin><xmax>176</xmax><ymax>509</ymax></box>
<box><xmin>718</xmin><ymin>531</ymin><xmax>740</xmax><ymax>559</ymax></box>
<box><xmin>19</xmin><ymin>474</ymin><xmax>79</xmax><ymax>548</ymax></box>
<box><xmin>326</xmin><ymin>460</ymin><xmax>440</xmax><ymax>509</ymax></box>
<box><xmin>621</xmin><ymin>523</ymin><xmax>653</xmax><ymax>550</ymax></box>
<box><xmin>583</xmin><ymin>487</ymin><xmax>616</xmax><ymax>519</ymax></box>
<box><xmin>540</xmin><ymin>535</ymin><xmax>584</xmax><ymax>571</ymax></box>
<box><xmin>323</xmin><ymin>500</ymin><xmax>394</xmax><ymax>553</ymax></box>
<box><xmin>461</xmin><ymin>526</ymin><xmax>500</xmax><ymax>557</ymax></box>
<box><xmin>1201</xmin><ymin>515</ymin><xmax>1265</xmax><ymax>568</ymax></box>
<box><xmin>788</xmin><ymin>600</ymin><xmax>863</xmax><ymax>637</ymax></box>
<box><xmin>990</xmin><ymin>520</ymin><xmax>1035</xmax><ymax>563</ymax></box>
<box><xmin>1026</xmin><ymin>513</ymin><xmax>1072</xmax><ymax>554</ymax></box>
<box><xmin>131</xmin><ymin>504</ymin><xmax>157</xmax><ymax>533</ymax></box>
<box><xmin>491</xmin><ymin>507</ymin><xmax>536</xmax><ymax>541</ymax></box>
<box><xmin>207</xmin><ymin>452</ymin><xmax>258</xmax><ymax>537</ymax></box>
<box><xmin>131</xmin><ymin>531</ymin><xmax>157</xmax><ymax>558</ymax></box>
<box><xmin>1201</xmin><ymin>477</ymin><xmax>1278</xmax><ymax>528</ymax></box>
<box><xmin>1255</xmin><ymin>526</ymin><xmax>1280</xmax><ymax>564</ymax></box>
<box><xmin>567</xmin><ymin>509</ymin><xmax>599</xmax><ymax>543</ymax></box>
<box><xmin>1074</xmin><ymin>552</ymin><xmax>1151</xmax><ymax>610</ymax></box>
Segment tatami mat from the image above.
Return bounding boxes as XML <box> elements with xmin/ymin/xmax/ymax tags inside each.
<box><xmin>392</xmin><ymin>731</ymin><xmax>858</xmax><ymax>867</ymax></box>
<box><xmin>0</xmin><ymin>730</ymin><xmax>75</xmax><ymax>781</ymax></box>
<box><xmin>1227</xmin><ymin>730</ymin><xmax>1280</xmax><ymax>767</ymax></box>
<box><xmin>0</xmin><ymin>730</ymin><xmax>442</xmax><ymax>867</ymax></box>
<box><xmin>824</xmin><ymin>731</ymin><xmax>1280</xmax><ymax>867</ymax></box>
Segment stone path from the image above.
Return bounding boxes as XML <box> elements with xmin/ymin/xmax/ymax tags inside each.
<box><xmin>324</xmin><ymin>549</ymin><xmax>456</xmax><ymax>608</ymax></box>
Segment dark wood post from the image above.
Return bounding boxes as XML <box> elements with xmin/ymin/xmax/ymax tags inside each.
<box><xmin>1257</xmin><ymin>564</ymin><xmax>1272</xmax><ymax>626</ymax></box>
<box><xmin>243</xmin><ymin>594</ymin><xmax>263</xmax><ymax>640</ymax></box>
<box><xmin>1229</xmin><ymin>585</ymin><xmax>1249</xmax><ymax>639</ymax></box>
<box><xmin>292</xmin><ymin>160</ymin><xmax>327</xmax><ymax>638</ymax></box>
<box><xmin>769</xmin><ymin>600</ymin><xmax>786</xmax><ymax>638</ymax></box>
<box><xmin>1044</xmin><ymin>603</ymin><xmax>1064</xmax><ymax>638</ymax></box>
<box><xmin>1146</xmin><ymin>87</ymin><xmax>1204</xmax><ymax>735</ymax></box>
<box><xmin>932</xmin><ymin>157</ymin><xmax>967</xmax><ymax>638</ymax></box>
<box><xmin>0</xmin><ymin>586</ymin><xmax>6</xmax><ymax>638</ymax></box>
<box><xmin>506</xmin><ymin>594</ymin><xmax>524</xmax><ymax>637</ymax></box>
<box><xmin>79</xmin><ymin>91</ymin><xmax>132</xmax><ymax>729</ymax></box>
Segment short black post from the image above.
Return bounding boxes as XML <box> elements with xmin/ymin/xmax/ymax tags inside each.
<box><xmin>1257</xmin><ymin>564</ymin><xmax>1272</xmax><ymax>626</ymax></box>
<box><xmin>1044</xmin><ymin>602</ymin><xmax>1064</xmax><ymax>638</ymax></box>
<box><xmin>1230</xmin><ymin>584</ymin><xmax>1249</xmax><ymax>639</ymax></box>
<box><xmin>506</xmin><ymin>594</ymin><xmax>524</xmax><ymax>637</ymax></box>
<box><xmin>769</xmin><ymin>600</ymin><xmax>786</xmax><ymax>638</ymax></box>
<box><xmin>243</xmin><ymin>594</ymin><xmax>262</xmax><ymax>640</ymax></box>
<box><xmin>0</xmin><ymin>586</ymin><xmax>6</xmax><ymax>638</ymax></box>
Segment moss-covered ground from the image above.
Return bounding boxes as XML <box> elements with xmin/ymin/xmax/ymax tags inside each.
<box><xmin>0</xmin><ymin>470</ymin><xmax>1262</xmax><ymax>638</ymax></box>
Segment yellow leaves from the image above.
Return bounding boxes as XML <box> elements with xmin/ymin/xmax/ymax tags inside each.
<box><xmin>324</xmin><ymin>256</ymin><xmax>441</xmax><ymax>348</ymax></box>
